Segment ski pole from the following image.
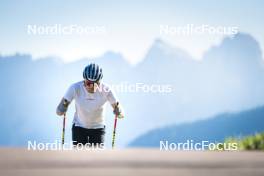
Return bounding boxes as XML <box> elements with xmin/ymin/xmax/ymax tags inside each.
<box><xmin>112</xmin><ymin>102</ymin><xmax>119</xmax><ymax>149</ymax></box>
<box><xmin>62</xmin><ymin>113</ymin><xmax>66</xmax><ymax>145</ymax></box>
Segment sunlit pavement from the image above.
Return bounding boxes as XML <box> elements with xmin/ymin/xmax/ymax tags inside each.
<box><xmin>0</xmin><ymin>148</ymin><xmax>264</xmax><ymax>176</ymax></box>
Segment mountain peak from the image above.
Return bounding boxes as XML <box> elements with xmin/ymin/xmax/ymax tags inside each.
<box><xmin>101</xmin><ymin>51</ymin><xmax>124</xmax><ymax>60</ymax></box>
<box><xmin>223</xmin><ymin>32</ymin><xmax>260</xmax><ymax>48</ymax></box>
<box><xmin>143</xmin><ymin>38</ymin><xmax>193</xmax><ymax>62</ymax></box>
<box><xmin>203</xmin><ymin>32</ymin><xmax>263</xmax><ymax>64</ymax></box>
<box><xmin>151</xmin><ymin>38</ymin><xmax>173</xmax><ymax>52</ymax></box>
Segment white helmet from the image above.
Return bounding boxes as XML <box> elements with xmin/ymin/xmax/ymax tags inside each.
<box><xmin>83</xmin><ymin>63</ymin><xmax>103</xmax><ymax>82</ymax></box>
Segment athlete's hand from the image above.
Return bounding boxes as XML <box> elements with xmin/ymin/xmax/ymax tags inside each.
<box><xmin>56</xmin><ymin>98</ymin><xmax>69</xmax><ymax>116</ymax></box>
<box><xmin>113</xmin><ymin>103</ymin><xmax>124</xmax><ymax>119</ymax></box>
<box><xmin>56</xmin><ymin>111</ymin><xmax>65</xmax><ymax>116</ymax></box>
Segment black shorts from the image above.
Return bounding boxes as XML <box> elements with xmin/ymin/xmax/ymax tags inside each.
<box><xmin>72</xmin><ymin>124</ymin><xmax>105</xmax><ymax>146</ymax></box>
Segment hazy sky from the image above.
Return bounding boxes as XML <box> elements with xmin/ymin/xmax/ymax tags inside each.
<box><xmin>0</xmin><ymin>0</ymin><xmax>263</xmax><ymax>64</ymax></box>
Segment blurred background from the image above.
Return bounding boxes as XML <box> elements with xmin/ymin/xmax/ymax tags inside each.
<box><xmin>0</xmin><ymin>0</ymin><xmax>264</xmax><ymax>149</ymax></box>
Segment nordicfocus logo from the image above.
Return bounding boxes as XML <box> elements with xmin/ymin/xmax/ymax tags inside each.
<box><xmin>96</xmin><ymin>82</ymin><xmax>173</xmax><ymax>94</ymax></box>
<box><xmin>27</xmin><ymin>140</ymin><xmax>104</xmax><ymax>150</ymax></box>
<box><xmin>27</xmin><ymin>24</ymin><xmax>107</xmax><ymax>36</ymax></box>
<box><xmin>160</xmin><ymin>24</ymin><xmax>239</xmax><ymax>37</ymax></box>
<box><xmin>160</xmin><ymin>140</ymin><xmax>238</xmax><ymax>151</ymax></box>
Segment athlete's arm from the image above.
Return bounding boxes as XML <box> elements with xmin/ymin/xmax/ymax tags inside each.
<box><xmin>111</xmin><ymin>102</ymin><xmax>124</xmax><ymax>119</ymax></box>
<box><xmin>56</xmin><ymin>98</ymin><xmax>70</xmax><ymax>116</ymax></box>
<box><xmin>111</xmin><ymin>103</ymin><xmax>118</xmax><ymax>109</ymax></box>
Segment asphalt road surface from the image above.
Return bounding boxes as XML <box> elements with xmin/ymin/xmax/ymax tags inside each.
<box><xmin>0</xmin><ymin>148</ymin><xmax>263</xmax><ymax>176</ymax></box>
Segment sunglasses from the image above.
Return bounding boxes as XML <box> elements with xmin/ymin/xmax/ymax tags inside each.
<box><xmin>84</xmin><ymin>80</ymin><xmax>98</xmax><ymax>87</ymax></box>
